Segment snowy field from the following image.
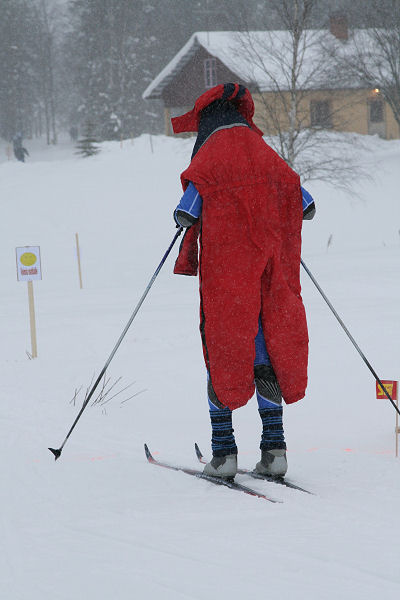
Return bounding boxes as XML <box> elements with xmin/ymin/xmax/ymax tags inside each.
<box><xmin>1</xmin><ymin>132</ymin><xmax>400</xmax><ymax>599</ymax></box>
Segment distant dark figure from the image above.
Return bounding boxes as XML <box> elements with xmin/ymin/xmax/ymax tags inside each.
<box><xmin>13</xmin><ymin>133</ymin><xmax>29</xmax><ymax>163</ymax></box>
<box><xmin>69</xmin><ymin>126</ymin><xmax>79</xmax><ymax>142</ymax></box>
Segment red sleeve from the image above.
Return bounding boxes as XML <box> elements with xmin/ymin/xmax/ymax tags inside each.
<box><xmin>173</xmin><ymin>221</ymin><xmax>201</xmax><ymax>276</ymax></box>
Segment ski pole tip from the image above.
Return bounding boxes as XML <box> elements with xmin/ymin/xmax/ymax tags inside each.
<box><xmin>48</xmin><ymin>447</ymin><xmax>62</xmax><ymax>461</ymax></box>
<box><xmin>144</xmin><ymin>443</ymin><xmax>154</xmax><ymax>462</ymax></box>
<box><xmin>194</xmin><ymin>442</ymin><xmax>203</xmax><ymax>460</ymax></box>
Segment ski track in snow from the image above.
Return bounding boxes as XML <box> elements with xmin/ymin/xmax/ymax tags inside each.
<box><xmin>1</xmin><ymin>133</ymin><xmax>400</xmax><ymax>599</ymax></box>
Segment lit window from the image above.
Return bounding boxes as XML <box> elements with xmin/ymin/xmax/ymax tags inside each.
<box><xmin>204</xmin><ymin>58</ymin><xmax>217</xmax><ymax>89</ymax></box>
<box><xmin>310</xmin><ymin>100</ymin><xmax>332</xmax><ymax>128</ymax></box>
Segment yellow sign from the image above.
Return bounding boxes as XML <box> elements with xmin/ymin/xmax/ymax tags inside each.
<box><xmin>378</xmin><ymin>383</ymin><xmax>393</xmax><ymax>396</ymax></box>
<box><xmin>376</xmin><ymin>380</ymin><xmax>398</xmax><ymax>401</ymax></box>
<box><xmin>20</xmin><ymin>252</ymin><xmax>37</xmax><ymax>267</ymax></box>
<box><xmin>16</xmin><ymin>246</ymin><xmax>42</xmax><ymax>281</ymax></box>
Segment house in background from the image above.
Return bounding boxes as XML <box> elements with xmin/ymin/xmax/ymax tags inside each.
<box><xmin>143</xmin><ymin>16</ymin><xmax>399</xmax><ymax>140</ymax></box>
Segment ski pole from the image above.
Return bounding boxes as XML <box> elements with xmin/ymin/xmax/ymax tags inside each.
<box><xmin>301</xmin><ymin>258</ymin><xmax>400</xmax><ymax>417</ymax></box>
<box><xmin>49</xmin><ymin>227</ymin><xmax>184</xmax><ymax>460</ymax></box>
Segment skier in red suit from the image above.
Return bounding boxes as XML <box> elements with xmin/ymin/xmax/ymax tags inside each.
<box><xmin>172</xmin><ymin>83</ymin><xmax>314</xmax><ymax>478</ymax></box>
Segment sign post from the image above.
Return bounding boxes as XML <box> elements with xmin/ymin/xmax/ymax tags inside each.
<box><xmin>27</xmin><ymin>281</ymin><xmax>38</xmax><ymax>358</ymax></box>
<box><xmin>376</xmin><ymin>380</ymin><xmax>399</xmax><ymax>457</ymax></box>
<box><xmin>16</xmin><ymin>246</ymin><xmax>42</xmax><ymax>358</ymax></box>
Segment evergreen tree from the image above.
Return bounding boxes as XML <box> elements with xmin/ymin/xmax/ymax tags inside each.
<box><xmin>0</xmin><ymin>0</ymin><xmax>38</xmax><ymax>139</ymax></box>
<box><xmin>75</xmin><ymin>120</ymin><xmax>100</xmax><ymax>157</ymax></box>
<box><xmin>66</xmin><ymin>0</ymin><xmax>160</xmax><ymax>141</ymax></box>
<box><xmin>0</xmin><ymin>0</ymin><xmax>62</xmax><ymax>142</ymax></box>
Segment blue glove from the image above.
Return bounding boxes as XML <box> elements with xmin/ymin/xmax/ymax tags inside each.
<box><xmin>174</xmin><ymin>182</ymin><xmax>203</xmax><ymax>228</ymax></box>
<box><xmin>301</xmin><ymin>187</ymin><xmax>316</xmax><ymax>220</ymax></box>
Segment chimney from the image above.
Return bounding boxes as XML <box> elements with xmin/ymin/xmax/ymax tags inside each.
<box><xmin>329</xmin><ymin>13</ymin><xmax>349</xmax><ymax>41</ymax></box>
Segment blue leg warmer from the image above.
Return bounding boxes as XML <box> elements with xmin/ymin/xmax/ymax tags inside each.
<box><xmin>207</xmin><ymin>375</ymin><xmax>237</xmax><ymax>457</ymax></box>
<box><xmin>255</xmin><ymin>318</ymin><xmax>286</xmax><ymax>450</ymax></box>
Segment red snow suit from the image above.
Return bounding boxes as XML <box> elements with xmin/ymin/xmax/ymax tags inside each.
<box><xmin>172</xmin><ymin>84</ymin><xmax>309</xmax><ymax>410</ymax></box>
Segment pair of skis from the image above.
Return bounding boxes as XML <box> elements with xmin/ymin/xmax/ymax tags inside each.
<box><xmin>144</xmin><ymin>443</ymin><xmax>312</xmax><ymax>503</ymax></box>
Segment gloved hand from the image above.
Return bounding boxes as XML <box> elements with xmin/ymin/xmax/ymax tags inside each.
<box><xmin>174</xmin><ymin>181</ymin><xmax>203</xmax><ymax>228</ymax></box>
<box><xmin>174</xmin><ymin>208</ymin><xmax>199</xmax><ymax>228</ymax></box>
<box><xmin>301</xmin><ymin>187</ymin><xmax>316</xmax><ymax>220</ymax></box>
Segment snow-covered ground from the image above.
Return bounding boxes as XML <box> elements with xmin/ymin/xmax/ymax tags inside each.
<box><xmin>1</xmin><ymin>132</ymin><xmax>400</xmax><ymax>600</ymax></box>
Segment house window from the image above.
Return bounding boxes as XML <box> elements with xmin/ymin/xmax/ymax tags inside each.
<box><xmin>310</xmin><ymin>100</ymin><xmax>332</xmax><ymax>128</ymax></box>
<box><xmin>204</xmin><ymin>58</ymin><xmax>217</xmax><ymax>89</ymax></box>
<box><xmin>369</xmin><ymin>100</ymin><xmax>384</xmax><ymax>123</ymax></box>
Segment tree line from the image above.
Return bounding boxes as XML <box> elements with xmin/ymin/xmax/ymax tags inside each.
<box><xmin>0</xmin><ymin>0</ymin><xmax>398</xmax><ymax>147</ymax></box>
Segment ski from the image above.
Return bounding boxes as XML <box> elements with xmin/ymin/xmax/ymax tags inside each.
<box><xmin>194</xmin><ymin>443</ymin><xmax>313</xmax><ymax>495</ymax></box>
<box><xmin>144</xmin><ymin>444</ymin><xmax>281</xmax><ymax>503</ymax></box>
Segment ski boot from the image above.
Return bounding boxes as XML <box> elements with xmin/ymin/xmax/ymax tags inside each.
<box><xmin>255</xmin><ymin>448</ymin><xmax>287</xmax><ymax>477</ymax></box>
<box><xmin>203</xmin><ymin>454</ymin><xmax>238</xmax><ymax>479</ymax></box>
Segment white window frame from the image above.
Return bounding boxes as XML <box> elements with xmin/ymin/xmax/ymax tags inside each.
<box><xmin>204</xmin><ymin>58</ymin><xmax>217</xmax><ymax>89</ymax></box>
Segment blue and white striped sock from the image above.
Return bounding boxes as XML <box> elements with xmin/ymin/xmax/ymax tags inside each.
<box><xmin>208</xmin><ymin>396</ymin><xmax>238</xmax><ymax>457</ymax></box>
<box><xmin>256</xmin><ymin>389</ymin><xmax>286</xmax><ymax>450</ymax></box>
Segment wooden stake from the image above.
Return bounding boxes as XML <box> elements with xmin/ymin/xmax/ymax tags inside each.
<box><xmin>396</xmin><ymin>397</ymin><xmax>399</xmax><ymax>458</ymax></box>
<box><xmin>75</xmin><ymin>233</ymin><xmax>83</xmax><ymax>289</ymax></box>
<box><xmin>27</xmin><ymin>280</ymin><xmax>38</xmax><ymax>358</ymax></box>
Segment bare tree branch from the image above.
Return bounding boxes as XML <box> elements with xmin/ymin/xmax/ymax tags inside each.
<box><xmin>70</xmin><ymin>374</ymin><xmax>143</xmax><ymax>410</ymax></box>
<box><xmin>229</xmin><ymin>1</ymin><xmax>370</xmax><ymax>189</ymax></box>
<box><xmin>323</xmin><ymin>1</ymin><xmax>400</xmax><ymax>128</ymax></box>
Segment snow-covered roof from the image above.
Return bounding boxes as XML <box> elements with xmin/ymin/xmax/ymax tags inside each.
<box><xmin>143</xmin><ymin>29</ymin><xmax>381</xmax><ymax>100</ymax></box>
<box><xmin>143</xmin><ymin>33</ymin><xmax>205</xmax><ymax>100</ymax></box>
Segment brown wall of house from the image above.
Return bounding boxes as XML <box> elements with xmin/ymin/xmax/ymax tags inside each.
<box><xmin>383</xmin><ymin>98</ymin><xmax>400</xmax><ymax>140</ymax></box>
<box><xmin>252</xmin><ymin>89</ymin><xmax>400</xmax><ymax>140</ymax></box>
<box><xmin>162</xmin><ymin>46</ymin><xmax>248</xmax><ymax>135</ymax></box>
<box><xmin>159</xmin><ymin>43</ymin><xmax>400</xmax><ymax>140</ymax></box>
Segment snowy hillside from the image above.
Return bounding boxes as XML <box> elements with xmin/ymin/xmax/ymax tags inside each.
<box><xmin>1</xmin><ymin>133</ymin><xmax>400</xmax><ymax>600</ymax></box>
